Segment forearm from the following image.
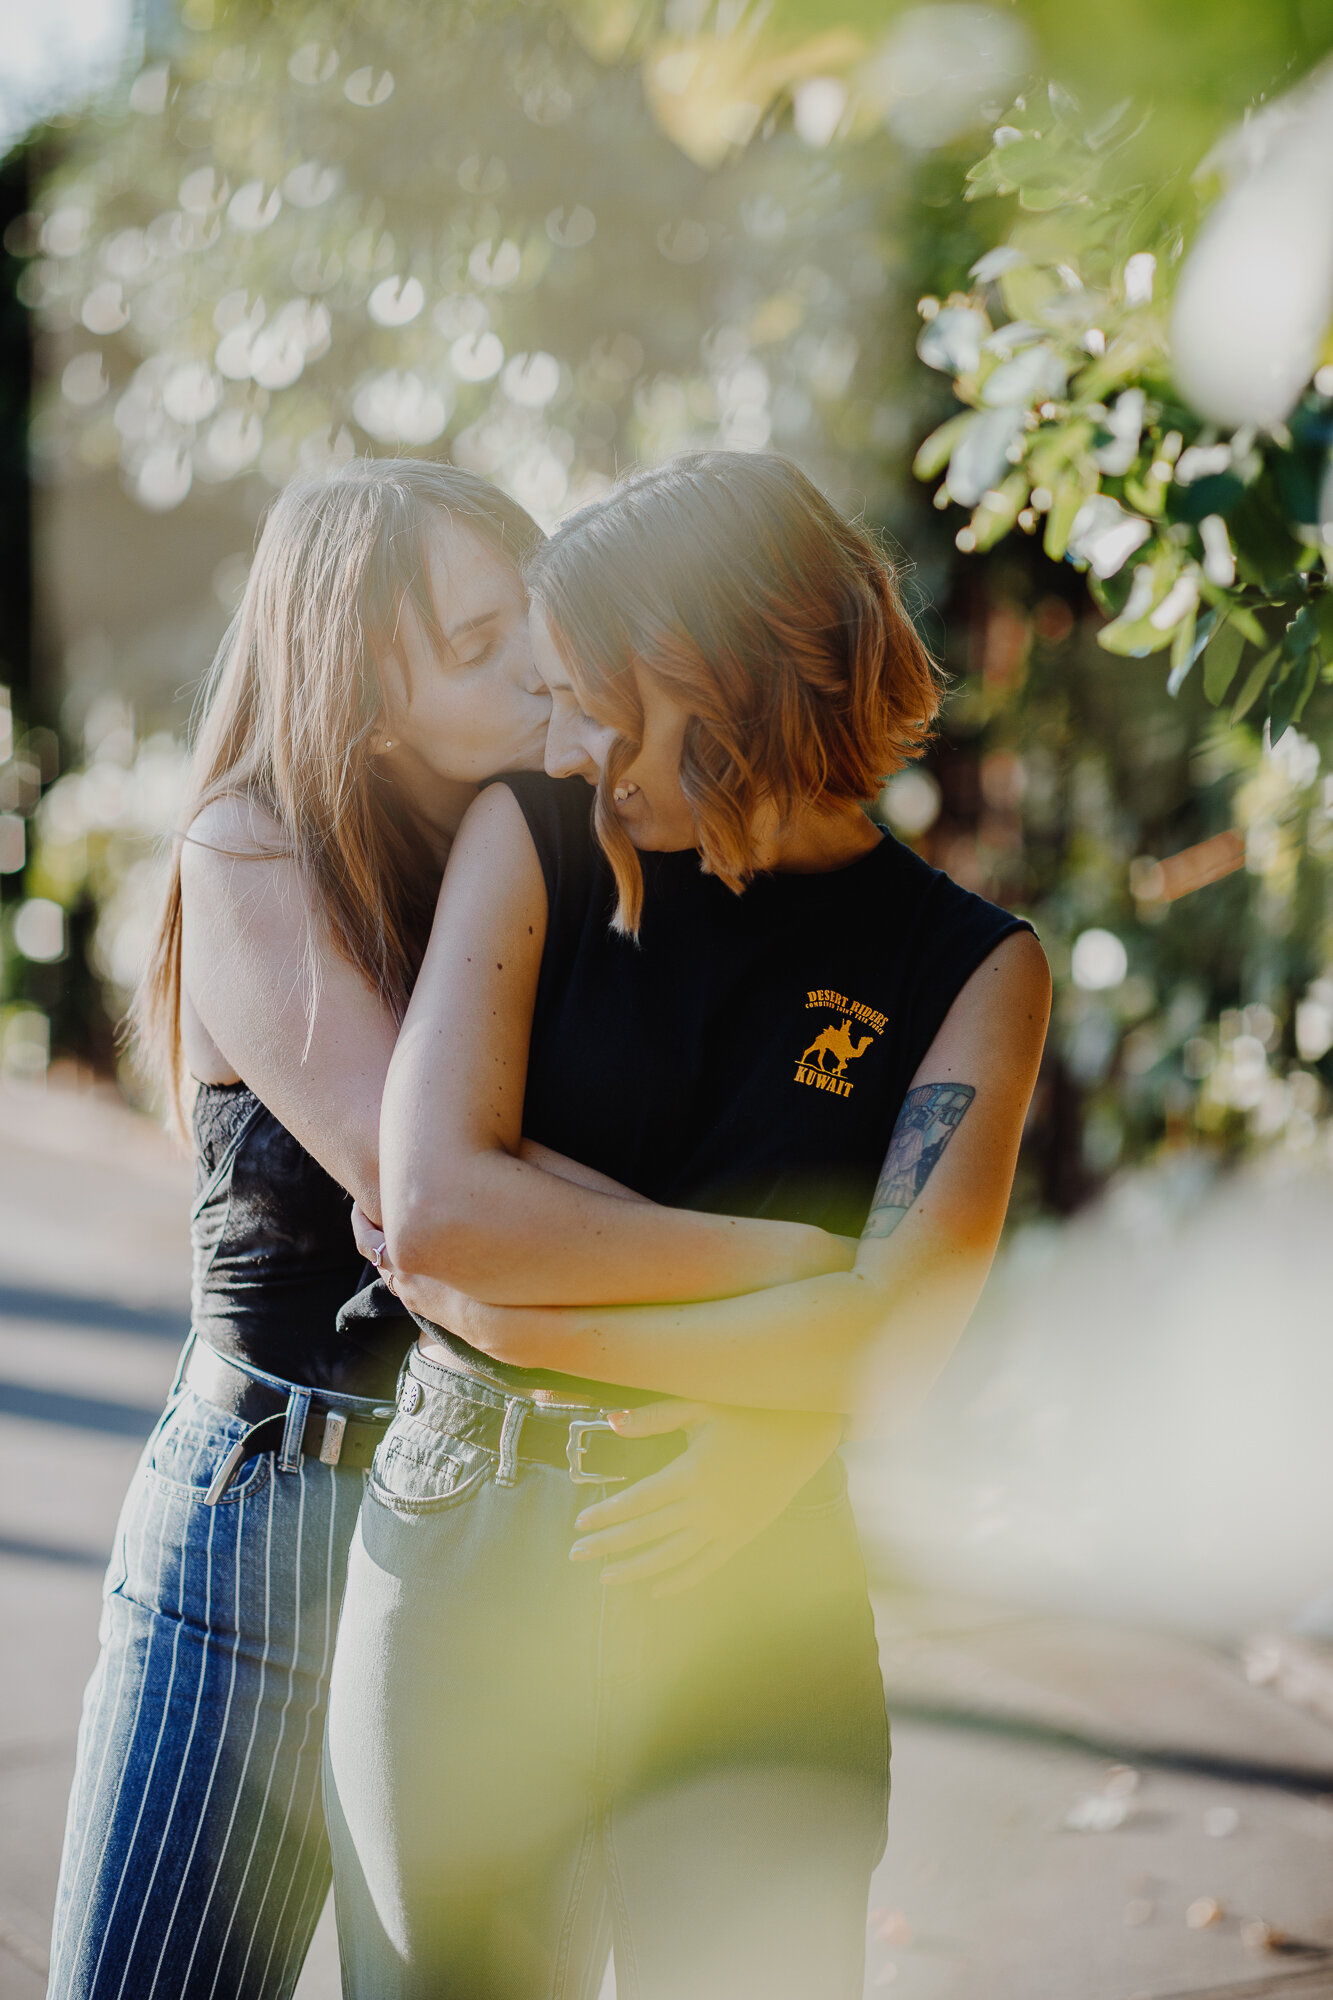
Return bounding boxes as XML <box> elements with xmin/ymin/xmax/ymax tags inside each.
<box><xmin>385</xmin><ymin>1147</ymin><xmax>853</xmax><ymax>1308</ymax></box>
<box><xmin>434</xmin><ymin>1236</ymin><xmax>987</xmax><ymax>1414</ymax></box>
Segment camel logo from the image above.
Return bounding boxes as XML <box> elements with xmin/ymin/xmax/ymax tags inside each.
<box><xmin>795</xmin><ymin>990</ymin><xmax>887</xmax><ymax>1099</ymax></box>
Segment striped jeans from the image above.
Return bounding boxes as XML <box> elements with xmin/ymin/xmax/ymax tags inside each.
<box><xmin>48</xmin><ymin>1381</ymin><xmax>364</xmax><ymax>2000</ymax></box>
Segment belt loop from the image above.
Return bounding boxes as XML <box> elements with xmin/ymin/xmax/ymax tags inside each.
<box><xmin>496</xmin><ymin>1397</ymin><xmax>529</xmax><ymax>1487</ymax></box>
<box><xmin>279</xmin><ymin>1386</ymin><xmax>311</xmax><ymax>1474</ymax></box>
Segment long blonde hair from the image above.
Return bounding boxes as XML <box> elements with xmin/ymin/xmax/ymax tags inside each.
<box><xmin>134</xmin><ymin>457</ymin><xmax>541</xmax><ymax>1120</ymax></box>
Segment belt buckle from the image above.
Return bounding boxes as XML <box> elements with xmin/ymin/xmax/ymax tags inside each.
<box><xmin>566</xmin><ymin>1417</ymin><xmax>625</xmax><ymax>1485</ymax></box>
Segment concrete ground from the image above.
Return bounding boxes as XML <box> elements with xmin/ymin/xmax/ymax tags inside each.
<box><xmin>3</xmin><ymin>1077</ymin><xmax>1332</xmax><ymax>1999</ymax></box>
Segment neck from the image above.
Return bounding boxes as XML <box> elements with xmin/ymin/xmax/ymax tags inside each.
<box><xmin>752</xmin><ymin>798</ymin><xmax>882</xmax><ymax>874</ymax></box>
<box><xmin>391</xmin><ymin>751</ymin><xmax>478</xmax><ymax>863</ymax></box>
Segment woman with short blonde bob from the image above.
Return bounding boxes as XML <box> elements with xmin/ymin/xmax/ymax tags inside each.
<box><xmin>329</xmin><ymin>450</ymin><xmax>1051</xmax><ymax>1998</ymax></box>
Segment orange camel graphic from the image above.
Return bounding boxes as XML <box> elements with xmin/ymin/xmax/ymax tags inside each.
<box><xmin>800</xmin><ymin>1020</ymin><xmax>874</xmax><ymax>1076</ymax></box>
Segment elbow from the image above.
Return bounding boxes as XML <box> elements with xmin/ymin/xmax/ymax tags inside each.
<box><xmin>383</xmin><ymin>1184</ymin><xmax>509</xmax><ymax>1296</ymax></box>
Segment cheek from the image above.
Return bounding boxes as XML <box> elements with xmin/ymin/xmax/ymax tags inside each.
<box><xmin>406</xmin><ymin>682</ymin><xmax>493</xmax><ymax>769</ymax></box>
<box><xmin>634</xmin><ymin>742</ymin><xmax>687</xmax><ymax>805</ymax></box>
<box><xmin>584</xmin><ymin>724</ymin><xmax>621</xmax><ymax>773</ymax></box>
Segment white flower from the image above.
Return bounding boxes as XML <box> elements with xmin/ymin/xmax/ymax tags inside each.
<box><xmin>1067</xmin><ymin>496</ymin><xmax>1152</xmax><ymax>578</ymax></box>
<box><xmin>981</xmin><ymin>342</ymin><xmax>1067</xmax><ymax>409</ymax></box>
<box><xmin>917</xmin><ymin>306</ymin><xmax>986</xmax><ymax>376</ymax></box>
<box><xmin>945</xmin><ymin>407</ymin><xmax>1024</xmax><ymax>507</ymax></box>
<box><xmin>1171</xmin><ymin>58</ymin><xmax>1333</xmax><ymax>427</ymax></box>
<box><xmin>1093</xmin><ymin>389</ymin><xmax>1146</xmax><ymax>477</ymax></box>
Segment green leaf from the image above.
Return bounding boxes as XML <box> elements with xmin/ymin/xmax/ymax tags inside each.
<box><xmin>1223</xmin><ymin>603</ymin><xmax>1269</xmax><ymax>648</ymax></box>
<box><xmin>964</xmin><ymin>155</ymin><xmax>1010</xmax><ymax>196</ymax></box>
<box><xmin>1123</xmin><ymin>472</ymin><xmax>1164</xmax><ymax>518</ymax></box>
<box><xmin>1281</xmin><ymin>601</ymin><xmax>1320</xmax><ymax>670</ymax></box>
<box><xmin>1098</xmin><ymin>617</ymin><xmax>1173</xmax><ymax>657</ymax></box>
<box><xmin>1265</xmin><ymin>603</ymin><xmax>1323</xmax><ymax>742</ymax></box>
<box><xmin>1019</xmin><ymin>179</ymin><xmax>1087</xmax><ymax>212</ymax></box>
<box><xmin>912</xmin><ymin>411</ymin><xmax>975</xmax><ymax>482</ymax></box>
<box><xmin>1167</xmin><ymin>604</ymin><xmax>1215</xmax><ymax>694</ymax></box>
<box><xmin>1170</xmin><ymin>472</ymin><xmax>1246</xmax><ymax>525</ymax></box>
<box><xmin>1075</xmin><ymin>327</ymin><xmax>1160</xmax><ymax>403</ymax></box>
<box><xmin>980</xmin><ymin>136</ymin><xmax>1057</xmax><ymax>180</ymax></box>
<box><xmin>1229</xmin><ymin>484</ymin><xmax>1305</xmax><ymax>591</ymax></box>
<box><xmin>970</xmin><ymin>471</ymin><xmax>1028</xmax><ymax>551</ymax></box>
<box><xmin>1202</xmin><ymin>619</ymin><xmax>1246</xmax><ymax>705</ymax></box>
<box><xmin>1313</xmin><ymin>591</ymin><xmax>1333</xmax><ymax>661</ymax></box>
<box><xmin>1268</xmin><ymin>646</ymin><xmax>1320</xmax><ymax>743</ymax></box>
<box><xmin>1043</xmin><ymin>468</ymin><xmax>1090</xmax><ymax>561</ymax></box>
<box><xmin>1027</xmin><ymin>419</ymin><xmax>1095</xmax><ymax>487</ymax></box>
<box><xmin>1231</xmin><ymin>644</ymin><xmax>1280</xmax><ymax>724</ymax></box>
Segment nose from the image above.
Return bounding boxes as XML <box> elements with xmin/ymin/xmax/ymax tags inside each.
<box><xmin>544</xmin><ymin>710</ymin><xmax>591</xmax><ymax>781</ymax></box>
<box><xmin>518</xmin><ymin>642</ymin><xmax>546</xmax><ymax>699</ymax></box>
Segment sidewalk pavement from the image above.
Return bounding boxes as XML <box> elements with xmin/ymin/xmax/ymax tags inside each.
<box><xmin>2</xmin><ymin>1077</ymin><xmax>1332</xmax><ymax>2000</ymax></box>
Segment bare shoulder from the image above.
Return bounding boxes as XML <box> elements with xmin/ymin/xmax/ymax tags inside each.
<box><xmin>414</xmin><ymin>782</ymin><xmax>548</xmax><ymax>986</ymax></box>
<box><xmin>970</xmin><ymin>926</ymin><xmax>1051</xmax><ymax>1009</ymax></box>
<box><xmin>930</xmin><ymin>926</ymin><xmax>1051</xmax><ymax>1073</ymax></box>
<box><xmin>182</xmin><ymin>793</ymin><xmax>286</xmax><ymax>876</ymax></box>
<box><xmin>452</xmin><ymin>779</ymin><xmax>537</xmax><ymax>851</ymax></box>
<box><xmin>179</xmin><ymin>794</ymin><xmax>313</xmax><ymax>941</ymax></box>
<box><xmin>440</xmin><ymin>782</ymin><xmax>546</xmax><ymax>900</ymax></box>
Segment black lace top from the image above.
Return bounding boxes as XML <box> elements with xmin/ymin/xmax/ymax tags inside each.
<box><xmin>191</xmin><ymin>1082</ymin><xmax>407</xmax><ymax>1396</ymax></box>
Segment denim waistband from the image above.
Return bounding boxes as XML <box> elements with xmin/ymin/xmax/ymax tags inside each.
<box><xmin>404</xmin><ymin>1343</ymin><xmax>604</xmax><ymax>1420</ymax></box>
<box><xmin>196</xmin><ymin>1339</ymin><xmax>397</xmax><ymax>1419</ymax></box>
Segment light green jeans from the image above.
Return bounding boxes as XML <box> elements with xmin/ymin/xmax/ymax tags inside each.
<box><xmin>325</xmin><ymin>1348</ymin><xmax>890</xmax><ymax>2000</ymax></box>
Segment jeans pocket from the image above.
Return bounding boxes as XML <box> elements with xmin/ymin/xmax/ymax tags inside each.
<box><xmin>367</xmin><ymin>1416</ymin><xmax>493</xmax><ymax>1514</ymax></box>
<box><xmin>146</xmin><ymin>1392</ymin><xmax>271</xmax><ymax>1504</ymax></box>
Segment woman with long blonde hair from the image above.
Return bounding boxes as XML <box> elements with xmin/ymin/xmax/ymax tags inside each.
<box><xmin>49</xmin><ymin>456</ymin><xmax>858</xmax><ymax>2000</ymax></box>
<box><xmin>48</xmin><ymin>457</ymin><xmax>549</xmax><ymax>2000</ymax></box>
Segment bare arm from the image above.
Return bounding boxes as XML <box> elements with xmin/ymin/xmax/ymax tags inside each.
<box><xmin>404</xmin><ymin>929</ymin><xmax>1051</xmax><ymax>1415</ymax></box>
<box><xmin>378</xmin><ymin>784</ymin><xmax>856</xmax><ymax>1307</ymax></box>
<box><xmin>179</xmin><ymin>797</ymin><xmax>399</xmax><ymax>1213</ymax></box>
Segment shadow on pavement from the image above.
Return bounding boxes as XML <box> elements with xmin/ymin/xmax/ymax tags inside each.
<box><xmin>0</xmin><ymin>1282</ymin><xmax>189</xmax><ymax>1343</ymax></box>
<box><xmin>0</xmin><ymin>1535</ymin><xmax>110</xmax><ymax>1570</ymax></box>
<box><xmin>0</xmin><ymin>1378</ymin><xmax>161</xmax><ymax>1437</ymax></box>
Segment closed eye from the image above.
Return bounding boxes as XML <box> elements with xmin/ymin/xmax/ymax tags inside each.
<box><xmin>455</xmin><ymin>639</ymin><xmax>496</xmax><ymax>669</ymax></box>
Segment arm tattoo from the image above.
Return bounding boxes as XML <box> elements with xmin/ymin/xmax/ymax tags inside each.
<box><xmin>863</xmin><ymin>1082</ymin><xmax>976</xmax><ymax>1239</ymax></box>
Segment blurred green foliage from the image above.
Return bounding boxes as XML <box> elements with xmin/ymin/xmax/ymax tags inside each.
<box><xmin>5</xmin><ymin>0</ymin><xmax>1333</xmax><ymax>1201</ymax></box>
<box><xmin>913</xmin><ymin>100</ymin><xmax>1333</xmax><ymax>748</ymax></box>
<box><xmin>23</xmin><ymin>0</ymin><xmax>902</xmax><ymax>521</ymax></box>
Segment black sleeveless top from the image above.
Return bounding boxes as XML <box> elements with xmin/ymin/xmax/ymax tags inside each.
<box><xmin>347</xmin><ymin>772</ymin><xmax>1032</xmax><ymax>1399</ymax></box>
<box><xmin>192</xmin><ymin>1082</ymin><xmax>406</xmax><ymax>1396</ymax></box>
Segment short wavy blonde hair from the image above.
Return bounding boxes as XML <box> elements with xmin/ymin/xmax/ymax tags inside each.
<box><xmin>526</xmin><ymin>450</ymin><xmax>943</xmax><ymax>932</ymax></box>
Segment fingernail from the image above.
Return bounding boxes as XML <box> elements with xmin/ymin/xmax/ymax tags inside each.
<box><xmin>607</xmin><ymin>1410</ymin><xmax>633</xmax><ymax>1431</ymax></box>
<box><xmin>569</xmin><ymin>1542</ymin><xmax>591</xmax><ymax>1561</ymax></box>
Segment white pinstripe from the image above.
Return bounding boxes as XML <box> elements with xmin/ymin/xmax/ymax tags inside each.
<box><xmin>225</xmin><ymin>1460</ymin><xmax>310</xmax><ymax>1997</ymax></box>
<box><xmin>83</xmin><ymin>1466</ymin><xmax>196</xmax><ymax>1997</ymax></box>
<box><xmin>59</xmin><ymin>1451</ymin><xmax>180</xmax><ymax>1992</ymax></box>
<box><xmin>49</xmin><ymin>1463</ymin><xmax>156</xmax><ymax>1993</ymax></box>
<box><xmin>114</xmin><ymin>1491</ymin><xmax>219</xmax><ymax>2000</ymax></box>
<box><xmin>255</xmin><ymin>1463</ymin><xmax>343</xmax><ymax>1998</ymax></box>
<box><xmin>52</xmin><ymin>1434</ymin><xmax>358</xmax><ymax>2000</ymax></box>
<box><xmin>143</xmin><ymin>1473</ymin><xmax>249</xmax><ymax>1999</ymax></box>
<box><xmin>176</xmin><ymin>1467</ymin><xmax>278</xmax><ymax>1996</ymax></box>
